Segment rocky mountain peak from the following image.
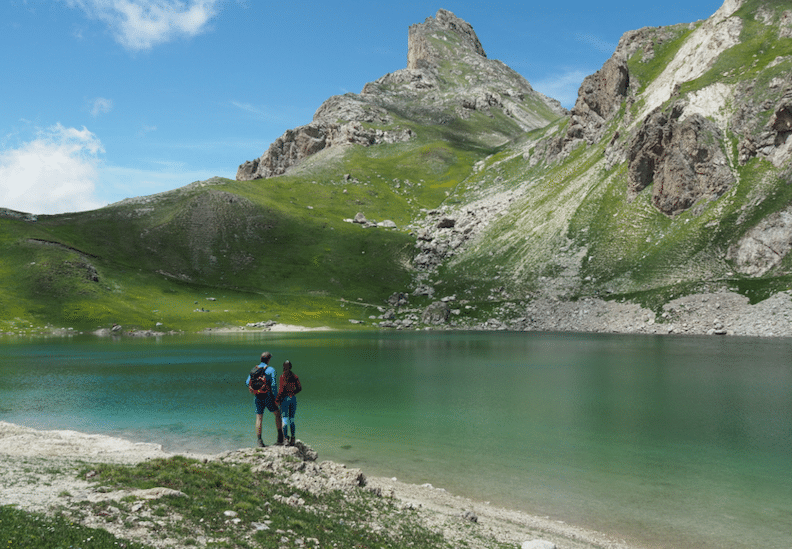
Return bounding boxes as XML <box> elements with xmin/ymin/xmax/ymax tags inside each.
<box><xmin>237</xmin><ymin>9</ymin><xmax>563</xmax><ymax>182</ymax></box>
<box><xmin>407</xmin><ymin>9</ymin><xmax>487</xmax><ymax>70</ymax></box>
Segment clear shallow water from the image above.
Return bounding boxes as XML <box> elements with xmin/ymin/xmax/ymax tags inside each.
<box><xmin>1</xmin><ymin>331</ymin><xmax>790</xmax><ymax>549</ymax></box>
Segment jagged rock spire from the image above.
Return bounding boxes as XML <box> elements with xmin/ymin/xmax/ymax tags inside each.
<box><xmin>407</xmin><ymin>9</ymin><xmax>486</xmax><ymax>69</ymax></box>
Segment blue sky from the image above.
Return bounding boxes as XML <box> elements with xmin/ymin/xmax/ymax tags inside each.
<box><xmin>1</xmin><ymin>0</ymin><xmax>725</xmax><ymax>215</ymax></box>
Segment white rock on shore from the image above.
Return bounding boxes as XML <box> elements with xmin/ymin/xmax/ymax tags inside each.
<box><xmin>0</xmin><ymin>421</ymin><xmax>185</xmax><ymax>462</ymax></box>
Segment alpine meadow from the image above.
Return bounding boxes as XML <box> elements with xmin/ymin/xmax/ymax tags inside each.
<box><xmin>3</xmin><ymin>0</ymin><xmax>792</xmax><ymax>337</ymax></box>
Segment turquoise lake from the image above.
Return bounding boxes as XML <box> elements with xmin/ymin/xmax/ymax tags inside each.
<box><xmin>1</xmin><ymin>331</ymin><xmax>790</xmax><ymax>549</ymax></box>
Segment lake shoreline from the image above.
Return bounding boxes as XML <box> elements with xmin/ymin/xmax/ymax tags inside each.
<box><xmin>0</xmin><ymin>421</ymin><xmax>642</xmax><ymax>549</ymax></box>
<box><xmin>3</xmin><ymin>289</ymin><xmax>792</xmax><ymax>339</ymax></box>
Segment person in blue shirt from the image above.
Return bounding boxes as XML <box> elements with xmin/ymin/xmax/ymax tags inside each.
<box><xmin>246</xmin><ymin>351</ymin><xmax>283</xmax><ymax>447</ymax></box>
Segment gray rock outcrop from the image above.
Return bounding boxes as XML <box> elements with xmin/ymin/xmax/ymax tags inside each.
<box><xmin>236</xmin><ymin>120</ymin><xmax>415</xmax><ymax>181</ymax></box>
<box><xmin>553</xmin><ymin>56</ymin><xmax>630</xmax><ymax>156</ymax></box>
<box><xmin>727</xmin><ymin>207</ymin><xmax>792</xmax><ymax>276</ymax></box>
<box><xmin>627</xmin><ymin>102</ymin><xmax>734</xmax><ymax>215</ymax></box>
<box><xmin>546</xmin><ymin>25</ymin><xmax>686</xmax><ymax>160</ymax></box>
<box><xmin>736</xmin><ymin>85</ymin><xmax>792</xmax><ymax>167</ymax></box>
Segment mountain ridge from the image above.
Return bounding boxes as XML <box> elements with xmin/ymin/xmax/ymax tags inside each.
<box><xmin>383</xmin><ymin>0</ymin><xmax>792</xmax><ymax>333</ymax></box>
<box><xmin>236</xmin><ymin>9</ymin><xmax>564</xmax><ymax>181</ymax></box>
<box><xmin>3</xmin><ymin>0</ymin><xmax>792</xmax><ymax>337</ymax></box>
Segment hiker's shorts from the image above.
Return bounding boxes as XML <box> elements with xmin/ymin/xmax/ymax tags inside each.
<box><xmin>255</xmin><ymin>392</ymin><xmax>277</xmax><ymax>414</ymax></box>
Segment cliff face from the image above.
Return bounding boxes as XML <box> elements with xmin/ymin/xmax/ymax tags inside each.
<box><xmin>400</xmin><ymin>0</ymin><xmax>792</xmax><ymax>325</ymax></box>
<box><xmin>534</xmin><ymin>0</ymin><xmax>792</xmax><ymax>222</ymax></box>
<box><xmin>626</xmin><ymin>103</ymin><xmax>734</xmax><ymax>216</ymax></box>
<box><xmin>236</xmin><ymin>9</ymin><xmax>564</xmax><ymax>181</ymax></box>
<box><xmin>235</xmin><ymin>97</ymin><xmax>412</xmax><ymax>181</ymax></box>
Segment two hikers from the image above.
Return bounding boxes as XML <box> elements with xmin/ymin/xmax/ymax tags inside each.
<box><xmin>246</xmin><ymin>352</ymin><xmax>301</xmax><ymax>447</ymax></box>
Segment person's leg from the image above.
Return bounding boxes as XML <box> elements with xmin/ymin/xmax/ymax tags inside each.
<box><xmin>273</xmin><ymin>410</ymin><xmax>283</xmax><ymax>444</ymax></box>
<box><xmin>280</xmin><ymin>400</ymin><xmax>290</xmax><ymax>441</ymax></box>
<box><xmin>288</xmin><ymin>398</ymin><xmax>297</xmax><ymax>445</ymax></box>
<box><xmin>255</xmin><ymin>397</ymin><xmax>266</xmax><ymax>447</ymax></box>
<box><xmin>265</xmin><ymin>392</ymin><xmax>283</xmax><ymax>444</ymax></box>
<box><xmin>255</xmin><ymin>413</ymin><xmax>264</xmax><ymax>446</ymax></box>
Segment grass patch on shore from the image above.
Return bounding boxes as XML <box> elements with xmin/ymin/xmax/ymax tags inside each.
<box><xmin>3</xmin><ymin>454</ymin><xmax>465</xmax><ymax>549</ymax></box>
<box><xmin>1</xmin><ymin>505</ymin><xmax>153</xmax><ymax>549</ymax></box>
<box><xmin>47</xmin><ymin>455</ymin><xmax>458</xmax><ymax>549</ymax></box>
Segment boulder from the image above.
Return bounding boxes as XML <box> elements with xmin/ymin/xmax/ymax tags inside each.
<box><xmin>421</xmin><ymin>301</ymin><xmax>451</xmax><ymax>325</ymax></box>
<box><xmin>460</xmin><ymin>510</ymin><xmax>478</xmax><ymax>523</ymax></box>
<box><xmin>727</xmin><ymin>207</ymin><xmax>792</xmax><ymax>276</ymax></box>
<box><xmin>388</xmin><ymin>292</ymin><xmax>409</xmax><ymax>307</ymax></box>
<box><xmin>414</xmin><ymin>285</ymin><xmax>435</xmax><ymax>297</ymax></box>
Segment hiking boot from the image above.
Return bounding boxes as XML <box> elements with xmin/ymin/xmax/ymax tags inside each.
<box><xmin>257</xmin><ymin>438</ymin><xmax>265</xmax><ymax>448</ymax></box>
<box><xmin>276</xmin><ymin>431</ymin><xmax>284</xmax><ymax>446</ymax></box>
<box><xmin>289</xmin><ymin>436</ymin><xmax>296</xmax><ymax>446</ymax></box>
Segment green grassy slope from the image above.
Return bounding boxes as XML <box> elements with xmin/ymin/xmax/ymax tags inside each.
<box><xmin>0</xmin><ymin>118</ymin><xmax>511</xmax><ymax>333</ymax></box>
<box><xmin>5</xmin><ymin>4</ymin><xmax>791</xmax><ymax>332</ymax></box>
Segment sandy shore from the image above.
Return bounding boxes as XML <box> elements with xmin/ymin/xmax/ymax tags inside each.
<box><xmin>0</xmin><ymin>421</ymin><xmax>642</xmax><ymax>549</ymax></box>
<box><xmin>204</xmin><ymin>323</ymin><xmax>334</xmax><ymax>333</ymax></box>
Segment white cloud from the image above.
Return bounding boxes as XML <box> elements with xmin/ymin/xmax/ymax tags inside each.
<box><xmin>90</xmin><ymin>97</ymin><xmax>113</xmax><ymax>117</ymax></box>
<box><xmin>0</xmin><ymin>124</ymin><xmax>107</xmax><ymax>215</ymax></box>
<box><xmin>62</xmin><ymin>0</ymin><xmax>220</xmax><ymax>51</ymax></box>
<box><xmin>532</xmin><ymin>69</ymin><xmax>588</xmax><ymax>109</ymax></box>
